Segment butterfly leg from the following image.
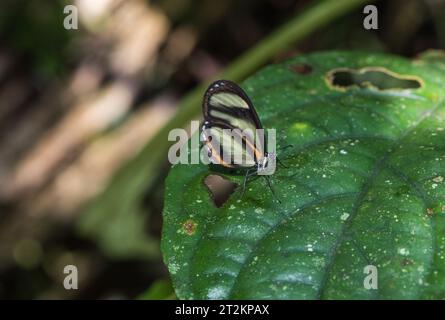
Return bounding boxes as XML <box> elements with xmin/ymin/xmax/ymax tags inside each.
<box><xmin>264</xmin><ymin>175</ymin><xmax>281</xmax><ymax>203</ymax></box>
<box><xmin>240</xmin><ymin>168</ymin><xmax>252</xmax><ymax>198</ymax></box>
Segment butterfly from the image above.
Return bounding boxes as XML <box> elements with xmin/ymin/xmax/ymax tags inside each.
<box><xmin>200</xmin><ymin>79</ymin><xmax>281</xmax><ymax>200</ymax></box>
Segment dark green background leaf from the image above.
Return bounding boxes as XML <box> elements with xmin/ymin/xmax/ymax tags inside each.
<box><xmin>162</xmin><ymin>51</ymin><xmax>445</xmax><ymax>299</ymax></box>
<box><xmin>138</xmin><ymin>279</ymin><xmax>175</xmax><ymax>300</ymax></box>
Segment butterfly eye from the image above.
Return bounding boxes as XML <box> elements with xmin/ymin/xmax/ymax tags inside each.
<box><xmin>207</xmin><ymin>147</ymin><xmax>212</xmax><ymax>157</ymax></box>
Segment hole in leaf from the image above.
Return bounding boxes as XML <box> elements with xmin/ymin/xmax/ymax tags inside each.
<box><xmin>204</xmin><ymin>174</ymin><xmax>237</xmax><ymax>208</ymax></box>
<box><xmin>326</xmin><ymin>67</ymin><xmax>422</xmax><ymax>91</ymax></box>
<box><xmin>290</xmin><ymin>63</ymin><xmax>313</xmax><ymax>74</ymax></box>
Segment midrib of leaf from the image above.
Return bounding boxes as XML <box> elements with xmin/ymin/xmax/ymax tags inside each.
<box><xmin>223</xmin><ymin>95</ymin><xmax>445</xmax><ymax>300</ymax></box>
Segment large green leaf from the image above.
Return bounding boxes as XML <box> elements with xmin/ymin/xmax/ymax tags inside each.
<box><xmin>162</xmin><ymin>51</ymin><xmax>445</xmax><ymax>299</ymax></box>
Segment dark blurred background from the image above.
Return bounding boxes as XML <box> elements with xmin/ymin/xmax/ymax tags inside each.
<box><xmin>0</xmin><ymin>0</ymin><xmax>444</xmax><ymax>299</ymax></box>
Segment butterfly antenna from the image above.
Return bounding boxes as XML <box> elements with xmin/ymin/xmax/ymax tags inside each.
<box><xmin>264</xmin><ymin>175</ymin><xmax>281</xmax><ymax>203</ymax></box>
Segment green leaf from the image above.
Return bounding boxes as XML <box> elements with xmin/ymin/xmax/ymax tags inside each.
<box><xmin>162</xmin><ymin>51</ymin><xmax>445</xmax><ymax>299</ymax></box>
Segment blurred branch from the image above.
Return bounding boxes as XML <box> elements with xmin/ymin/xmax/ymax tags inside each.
<box><xmin>79</xmin><ymin>0</ymin><xmax>377</xmax><ymax>244</ymax></box>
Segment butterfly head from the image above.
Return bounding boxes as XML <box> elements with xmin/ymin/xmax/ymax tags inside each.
<box><xmin>257</xmin><ymin>153</ymin><xmax>276</xmax><ymax>175</ymax></box>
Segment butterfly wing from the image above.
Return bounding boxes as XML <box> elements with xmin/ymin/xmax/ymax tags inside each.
<box><xmin>201</xmin><ymin>80</ymin><xmax>266</xmax><ymax>168</ymax></box>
